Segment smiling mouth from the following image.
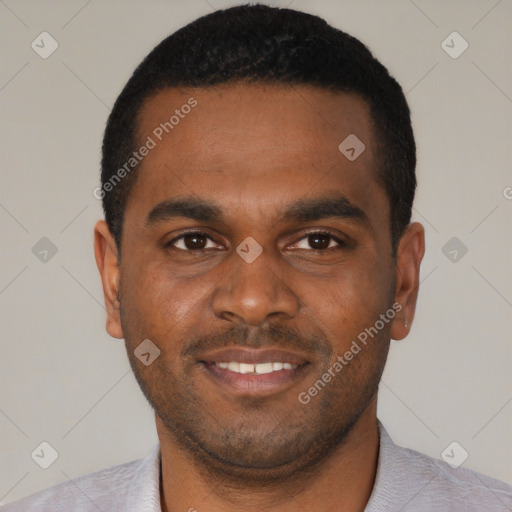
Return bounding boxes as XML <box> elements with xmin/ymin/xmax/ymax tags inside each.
<box><xmin>197</xmin><ymin>347</ymin><xmax>312</xmax><ymax>396</ymax></box>
<box><xmin>211</xmin><ymin>361</ymin><xmax>298</xmax><ymax>374</ymax></box>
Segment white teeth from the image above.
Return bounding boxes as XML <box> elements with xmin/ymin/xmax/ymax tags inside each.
<box><xmin>227</xmin><ymin>362</ymin><xmax>240</xmax><ymax>372</ymax></box>
<box><xmin>239</xmin><ymin>363</ymin><xmax>254</xmax><ymax>374</ymax></box>
<box><xmin>215</xmin><ymin>361</ymin><xmax>298</xmax><ymax>374</ymax></box>
<box><xmin>254</xmin><ymin>362</ymin><xmax>274</xmax><ymax>374</ymax></box>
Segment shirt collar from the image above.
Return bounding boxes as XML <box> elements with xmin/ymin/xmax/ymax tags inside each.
<box><xmin>125</xmin><ymin>443</ymin><xmax>162</xmax><ymax>511</ymax></box>
<box><xmin>364</xmin><ymin>419</ymin><xmax>437</xmax><ymax>511</ymax></box>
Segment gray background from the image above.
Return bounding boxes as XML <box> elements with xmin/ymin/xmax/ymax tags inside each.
<box><xmin>1</xmin><ymin>0</ymin><xmax>511</xmax><ymax>505</ymax></box>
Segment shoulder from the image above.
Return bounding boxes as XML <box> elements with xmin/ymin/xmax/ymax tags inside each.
<box><xmin>398</xmin><ymin>442</ymin><xmax>512</xmax><ymax>509</ymax></box>
<box><xmin>1</xmin><ymin>445</ymin><xmax>161</xmax><ymax>512</ymax></box>
<box><xmin>366</xmin><ymin>422</ymin><xmax>512</xmax><ymax>511</ymax></box>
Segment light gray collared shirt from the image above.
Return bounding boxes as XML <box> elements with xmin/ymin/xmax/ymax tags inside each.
<box><xmin>3</xmin><ymin>421</ymin><xmax>511</xmax><ymax>511</ymax></box>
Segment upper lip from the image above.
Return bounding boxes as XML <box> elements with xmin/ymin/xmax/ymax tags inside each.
<box><xmin>198</xmin><ymin>347</ymin><xmax>309</xmax><ymax>365</ymax></box>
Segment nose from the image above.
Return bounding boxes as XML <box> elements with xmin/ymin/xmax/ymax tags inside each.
<box><xmin>211</xmin><ymin>246</ymin><xmax>300</xmax><ymax>327</ymax></box>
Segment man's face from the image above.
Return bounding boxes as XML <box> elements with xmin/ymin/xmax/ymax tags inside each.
<box><xmin>111</xmin><ymin>84</ymin><xmax>401</xmax><ymax>479</ymax></box>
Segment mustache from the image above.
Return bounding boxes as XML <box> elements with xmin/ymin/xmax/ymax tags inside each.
<box><xmin>181</xmin><ymin>323</ymin><xmax>333</xmax><ymax>362</ymax></box>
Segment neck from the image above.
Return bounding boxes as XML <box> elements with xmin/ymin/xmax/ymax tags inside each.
<box><xmin>157</xmin><ymin>400</ymin><xmax>380</xmax><ymax>512</ymax></box>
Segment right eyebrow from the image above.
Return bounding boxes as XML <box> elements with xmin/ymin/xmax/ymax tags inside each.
<box><xmin>145</xmin><ymin>197</ymin><xmax>224</xmax><ymax>227</ymax></box>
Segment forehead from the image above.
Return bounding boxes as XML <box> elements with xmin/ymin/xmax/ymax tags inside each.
<box><xmin>137</xmin><ymin>83</ymin><xmax>374</xmax><ymax>159</ymax></box>
<box><xmin>127</xmin><ymin>83</ymin><xmax>388</xmax><ymax>232</ymax></box>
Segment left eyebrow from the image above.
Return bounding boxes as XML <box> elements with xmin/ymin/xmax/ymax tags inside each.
<box><xmin>145</xmin><ymin>194</ymin><xmax>368</xmax><ymax>228</ymax></box>
<box><xmin>282</xmin><ymin>196</ymin><xmax>368</xmax><ymax>226</ymax></box>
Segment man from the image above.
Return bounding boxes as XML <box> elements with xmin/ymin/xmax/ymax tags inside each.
<box><xmin>4</xmin><ymin>4</ymin><xmax>511</xmax><ymax>511</ymax></box>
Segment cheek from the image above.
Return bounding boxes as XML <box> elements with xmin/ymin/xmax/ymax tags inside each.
<box><xmin>301</xmin><ymin>259</ymin><xmax>392</xmax><ymax>341</ymax></box>
<box><xmin>120</xmin><ymin>260</ymin><xmax>212</xmax><ymax>347</ymax></box>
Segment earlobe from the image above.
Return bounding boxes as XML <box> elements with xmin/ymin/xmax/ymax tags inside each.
<box><xmin>390</xmin><ymin>222</ymin><xmax>425</xmax><ymax>341</ymax></box>
<box><xmin>94</xmin><ymin>220</ymin><xmax>124</xmax><ymax>339</ymax></box>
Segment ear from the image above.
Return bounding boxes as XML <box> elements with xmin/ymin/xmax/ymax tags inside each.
<box><xmin>94</xmin><ymin>220</ymin><xmax>124</xmax><ymax>339</ymax></box>
<box><xmin>390</xmin><ymin>222</ymin><xmax>425</xmax><ymax>341</ymax></box>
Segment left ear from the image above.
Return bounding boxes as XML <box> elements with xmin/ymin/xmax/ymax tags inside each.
<box><xmin>390</xmin><ymin>222</ymin><xmax>425</xmax><ymax>341</ymax></box>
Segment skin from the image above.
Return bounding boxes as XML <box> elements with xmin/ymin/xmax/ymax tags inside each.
<box><xmin>94</xmin><ymin>83</ymin><xmax>425</xmax><ymax>512</ymax></box>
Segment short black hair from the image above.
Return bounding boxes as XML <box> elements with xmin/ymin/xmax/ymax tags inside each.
<box><xmin>100</xmin><ymin>4</ymin><xmax>416</xmax><ymax>255</ymax></box>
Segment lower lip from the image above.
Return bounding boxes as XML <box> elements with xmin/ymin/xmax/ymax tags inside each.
<box><xmin>201</xmin><ymin>362</ymin><xmax>310</xmax><ymax>396</ymax></box>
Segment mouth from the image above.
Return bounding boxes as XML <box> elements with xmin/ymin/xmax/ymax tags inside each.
<box><xmin>197</xmin><ymin>347</ymin><xmax>312</xmax><ymax>396</ymax></box>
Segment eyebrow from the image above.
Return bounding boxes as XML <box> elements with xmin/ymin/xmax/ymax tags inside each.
<box><xmin>145</xmin><ymin>195</ymin><xmax>368</xmax><ymax>227</ymax></box>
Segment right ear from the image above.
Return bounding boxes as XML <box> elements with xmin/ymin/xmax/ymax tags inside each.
<box><xmin>94</xmin><ymin>220</ymin><xmax>124</xmax><ymax>339</ymax></box>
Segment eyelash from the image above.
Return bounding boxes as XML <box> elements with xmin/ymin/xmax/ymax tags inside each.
<box><xmin>165</xmin><ymin>230</ymin><xmax>346</xmax><ymax>252</ymax></box>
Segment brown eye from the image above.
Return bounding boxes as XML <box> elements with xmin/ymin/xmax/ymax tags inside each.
<box><xmin>167</xmin><ymin>231</ymin><xmax>220</xmax><ymax>251</ymax></box>
<box><xmin>308</xmin><ymin>233</ymin><xmax>331</xmax><ymax>250</ymax></box>
<box><xmin>182</xmin><ymin>233</ymin><xmax>208</xmax><ymax>250</ymax></box>
<box><xmin>293</xmin><ymin>231</ymin><xmax>345</xmax><ymax>251</ymax></box>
